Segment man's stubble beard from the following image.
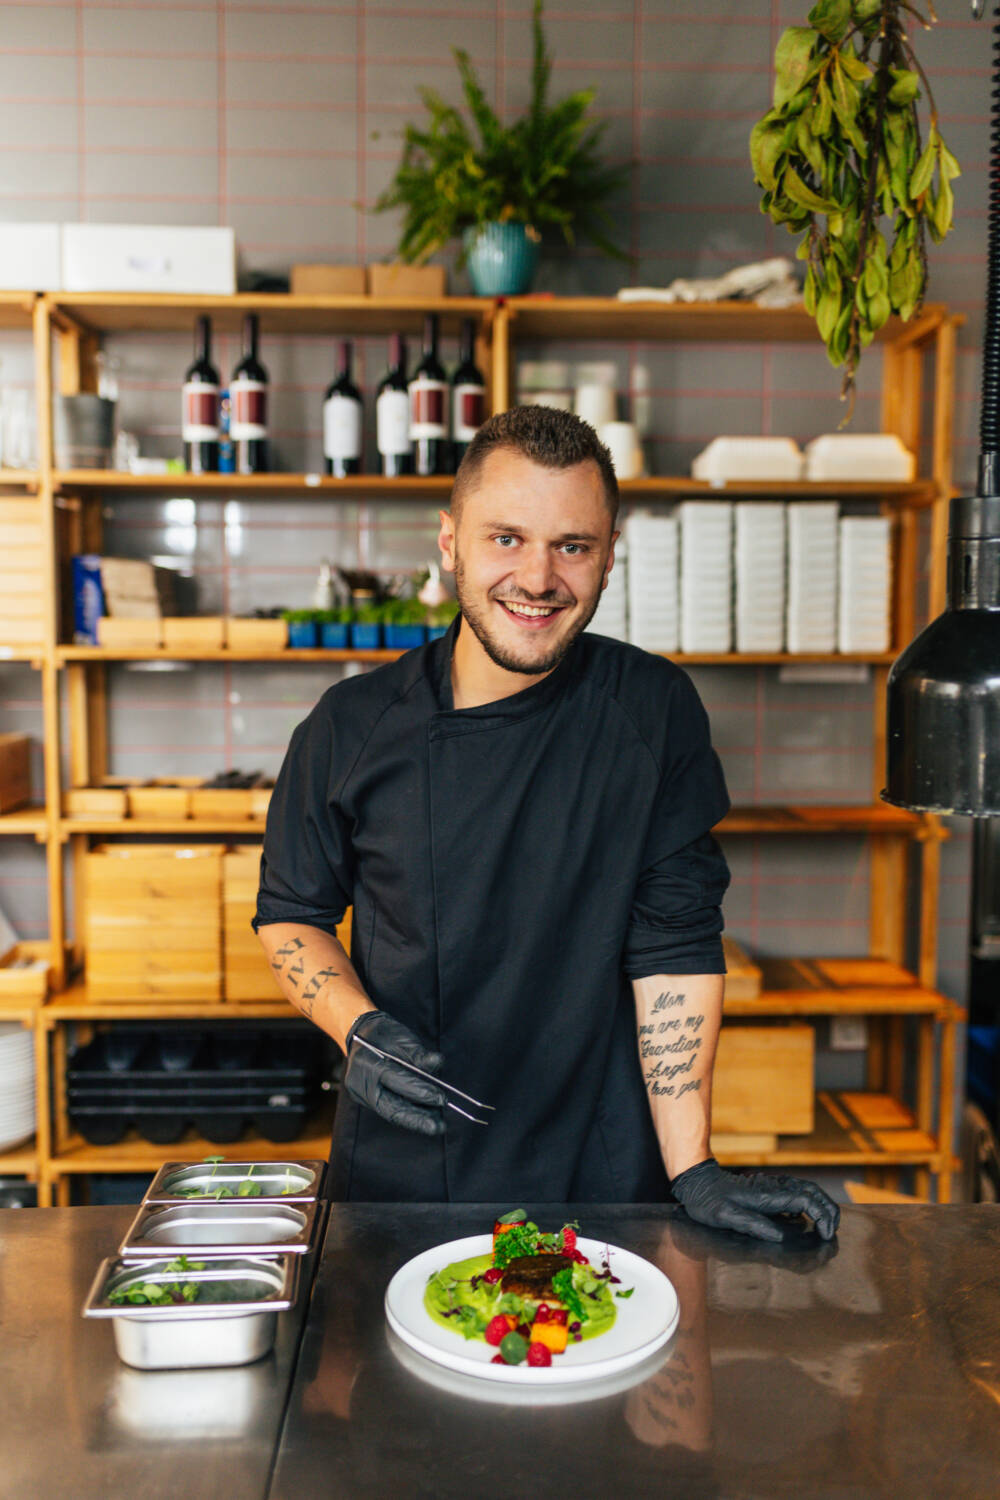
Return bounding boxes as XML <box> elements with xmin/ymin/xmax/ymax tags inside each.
<box><xmin>452</xmin><ymin>545</ymin><xmax>604</xmax><ymax>676</ymax></box>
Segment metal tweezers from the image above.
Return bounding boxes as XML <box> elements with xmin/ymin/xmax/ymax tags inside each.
<box><xmin>352</xmin><ymin>1035</ymin><xmax>495</xmax><ymax>1124</ymax></box>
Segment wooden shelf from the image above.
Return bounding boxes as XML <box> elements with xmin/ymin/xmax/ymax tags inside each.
<box><xmin>0</xmin><ymin>1141</ymin><xmax>38</xmax><ymax>1176</ymax></box>
<box><xmin>54</xmin><ymin>645</ymin><xmax>899</xmax><ymax>666</ymax></box>
<box><xmin>725</xmin><ymin>957</ymin><xmax>955</xmax><ymax>1018</ymax></box>
<box><xmin>0</xmin><ymin>292</ymin><xmax>37</xmax><ymax>329</ymax></box>
<box><xmin>0</xmin><ymin>469</ymin><xmax>39</xmax><ymax>488</ymax></box>
<box><xmin>47</xmin><ymin>291</ymin><xmax>489</xmax><ymax>338</ymax></box>
<box><xmin>54</xmin><ymin>470</ymin><xmax>455</xmax><ymax>495</ymax></box>
<box><xmin>47</xmin><ymin>1112</ymin><xmax>334</xmax><ymax>1174</ymax></box>
<box><xmin>0</xmin><ymin>806</ymin><xmax>48</xmax><ymax>838</ymax></box>
<box><xmin>0</xmin><ymin>646</ymin><xmax>43</xmax><ymax>665</ymax></box>
<box><xmin>43</xmin><ymin>980</ymin><xmax>295</xmax><ymax>1021</ymax></box>
<box><xmin>506</xmin><ymin>296</ymin><xmax>948</xmax><ymax>346</ymax></box>
<box><xmin>713</xmin><ymin>1090</ymin><xmax>939</xmax><ymax>1168</ymax></box>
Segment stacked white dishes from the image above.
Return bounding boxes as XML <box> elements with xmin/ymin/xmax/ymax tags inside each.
<box><xmin>0</xmin><ymin>1022</ymin><xmax>35</xmax><ymax>1150</ymax></box>
<box><xmin>691</xmin><ymin>436</ymin><xmax>802</xmax><ymax>482</ymax></box>
<box><xmin>679</xmin><ymin>502</ymin><xmax>733</xmax><ymax>653</ymax></box>
<box><xmin>624</xmin><ymin>515</ymin><xmax>678</xmax><ymax>652</ymax></box>
<box><xmin>786</xmin><ymin>503</ymin><xmax>839</xmax><ymax>653</ymax></box>
<box><xmin>838</xmin><ymin>516</ymin><xmax>892</xmax><ymax>653</ymax></box>
<box><xmin>803</xmin><ymin>433</ymin><xmax>915</xmax><ymax>482</ymax></box>
<box><xmin>734</xmin><ymin>503</ymin><xmax>786</xmax><ymax>653</ymax></box>
<box><xmin>587</xmin><ymin>541</ymin><xmax>629</xmax><ymax>643</ymax></box>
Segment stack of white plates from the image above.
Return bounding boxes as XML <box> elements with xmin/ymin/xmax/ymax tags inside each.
<box><xmin>624</xmin><ymin>515</ymin><xmax>678</xmax><ymax>652</ymax></box>
<box><xmin>680</xmin><ymin>502</ymin><xmax>733</xmax><ymax>653</ymax></box>
<box><xmin>0</xmin><ymin>1022</ymin><xmax>35</xmax><ymax>1151</ymax></box>
<box><xmin>787</xmin><ymin>503</ymin><xmax>839</xmax><ymax>653</ymax></box>
<box><xmin>587</xmin><ymin>541</ymin><xmax>629</xmax><ymax>642</ymax></box>
<box><xmin>838</xmin><ymin>517</ymin><xmax>891</xmax><ymax>653</ymax></box>
<box><xmin>735</xmin><ymin>503</ymin><xmax>786</xmax><ymax>653</ymax></box>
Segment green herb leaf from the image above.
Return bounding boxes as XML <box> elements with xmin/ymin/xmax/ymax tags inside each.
<box><xmin>615</xmin><ymin>1287</ymin><xmax>635</xmax><ymax>1300</ymax></box>
<box><xmin>551</xmin><ymin>1266</ymin><xmax>588</xmax><ymax>1324</ymax></box>
<box><xmin>499</xmin><ymin>1331</ymin><xmax>528</xmax><ymax>1365</ymax></box>
<box><xmin>773</xmin><ymin>27</ymin><xmax>818</xmax><ymax>110</ymax></box>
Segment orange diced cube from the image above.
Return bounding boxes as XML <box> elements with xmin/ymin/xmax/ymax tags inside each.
<box><xmin>530</xmin><ymin>1319</ymin><xmax>569</xmax><ymax>1354</ymax></box>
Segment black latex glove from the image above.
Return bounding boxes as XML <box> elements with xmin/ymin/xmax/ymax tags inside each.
<box><xmin>344</xmin><ymin>1010</ymin><xmax>446</xmax><ymax>1136</ymax></box>
<box><xmin>670</xmin><ymin>1157</ymin><xmax>840</xmax><ymax>1243</ymax></box>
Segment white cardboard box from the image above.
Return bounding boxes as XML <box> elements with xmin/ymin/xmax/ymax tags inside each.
<box><xmin>0</xmin><ymin>223</ymin><xmax>62</xmax><ymax>290</ymax></box>
<box><xmin>62</xmin><ymin>223</ymin><xmax>236</xmax><ymax>295</ymax></box>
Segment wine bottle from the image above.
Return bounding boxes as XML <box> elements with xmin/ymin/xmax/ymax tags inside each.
<box><xmin>323</xmin><ymin>339</ymin><xmax>363</xmax><ymax>477</ymax></box>
<box><xmin>450</xmin><ymin>317</ymin><xmax>485</xmax><ymax>471</ymax></box>
<box><xmin>230</xmin><ymin>314</ymin><xmax>269</xmax><ymax>474</ymax></box>
<box><xmin>376</xmin><ymin>334</ymin><xmax>412</xmax><ymax>477</ymax></box>
<box><xmin>182</xmin><ymin>316</ymin><xmax>220</xmax><ymax>474</ymax></box>
<box><xmin>408</xmin><ymin>313</ymin><xmax>449</xmax><ymax>476</ymax></box>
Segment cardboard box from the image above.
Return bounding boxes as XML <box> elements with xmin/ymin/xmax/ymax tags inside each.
<box><xmin>712</xmin><ymin>1024</ymin><xmax>815</xmax><ymax>1135</ymax></box>
<box><xmin>291</xmin><ymin>264</ymin><xmax>366</xmax><ymax>296</ymax></box>
<box><xmin>62</xmin><ymin>223</ymin><xmax>236</xmax><ymax>295</ymax></box>
<box><xmin>0</xmin><ymin>222</ymin><xmax>61</xmax><ymax>290</ymax></box>
<box><xmin>224</xmin><ymin>617</ymin><xmax>287</xmax><ymax>651</ymax></box>
<box><xmin>0</xmin><ymin>733</ymin><xmax>31</xmax><ymax>813</ymax></box>
<box><xmin>97</xmin><ymin>616</ymin><xmax>162</xmax><ymax>649</ymax></box>
<box><xmin>161</xmin><ymin>616</ymin><xmax>226</xmax><ymax>650</ymax></box>
<box><xmin>368</xmin><ymin>263</ymin><xmax>447</xmax><ymax>299</ymax></box>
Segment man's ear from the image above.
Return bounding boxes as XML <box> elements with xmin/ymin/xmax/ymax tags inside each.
<box><xmin>602</xmin><ymin>529</ymin><xmax>620</xmax><ymax>590</ymax></box>
<box><xmin>438</xmin><ymin>509</ymin><xmax>457</xmax><ymax>575</ymax></box>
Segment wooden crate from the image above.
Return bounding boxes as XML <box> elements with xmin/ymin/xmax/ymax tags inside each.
<box><xmin>161</xmin><ymin>616</ymin><xmax>226</xmax><ymax>650</ymax></box>
<box><xmin>291</xmin><ymin>264</ymin><xmax>366</xmax><ymax>295</ymax></box>
<box><xmin>85</xmin><ymin>844</ymin><xmax>223</xmax><ymax>1001</ymax></box>
<box><xmin>127</xmin><ymin>777</ymin><xmax>203</xmax><ymax>820</ymax></box>
<box><xmin>224</xmin><ymin>617</ymin><xmax>287</xmax><ymax>651</ymax></box>
<box><xmin>64</xmin><ymin>786</ymin><xmax>128</xmax><ymax>818</ymax></box>
<box><xmin>0</xmin><ymin>733</ymin><xmax>31</xmax><ymax>813</ymax></box>
<box><xmin>190</xmin><ymin>788</ymin><xmax>255</xmax><ymax>821</ymax></box>
<box><xmin>0</xmin><ymin>943</ymin><xmax>50</xmax><ymax>1002</ymax></box>
<box><xmin>722</xmin><ymin>936</ymin><xmax>762</xmax><ymax>1001</ymax></box>
<box><xmin>712</xmin><ymin>1024</ymin><xmax>814</xmax><ymax>1135</ymax></box>
<box><xmin>222</xmin><ymin>848</ymin><xmax>352</xmax><ymax>1002</ymax></box>
<box><xmin>250</xmin><ymin>786</ymin><xmax>272</xmax><ymax>820</ymax></box>
<box><xmin>97</xmin><ymin>616</ymin><xmax>161</xmax><ymax>649</ymax></box>
<box><xmin>368</xmin><ymin>263</ymin><xmax>446</xmax><ymax>298</ymax></box>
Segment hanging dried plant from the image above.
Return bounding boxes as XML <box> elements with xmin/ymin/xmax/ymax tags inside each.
<box><xmin>750</xmin><ymin>0</ymin><xmax>960</xmax><ymax>410</ymax></box>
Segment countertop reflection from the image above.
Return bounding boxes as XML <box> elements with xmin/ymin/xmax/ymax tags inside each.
<box><xmin>271</xmin><ymin>1203</ymin><xmax>1000</xmax><ymax>1500</ymax></box>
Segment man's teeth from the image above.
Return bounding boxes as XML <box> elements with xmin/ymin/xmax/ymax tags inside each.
<box><xmin>504</xmin><ymin>601</ymin><xmax>558</xmax><ymax>618</ymax></box>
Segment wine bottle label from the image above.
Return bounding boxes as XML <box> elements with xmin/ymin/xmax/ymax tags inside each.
<box><xmin>377</xmin><ymin>388</ymin><xmax>412</xmax><ymax>456</ymax></box>
<box><xmin>409</xmin><ymin>377</ymin><xmax>448</xmax><ymax>439</ymax></box>
<box><xmin>182</xmin><ymin>380</ymin><xmax>219</xmax><ymax>442</ymax></box>
<box><xmin>452</xmin><ymin>383</ymin><xmax>485</xmax><ymax>442</ymax></box>
<box><xmin>323</xmin><ymin>394</ymin><xmax>362</xmax><ymax>461</ymax></box>
<box><xmin>230</xmin><ymin>378</ymin><xmax>268</xmax><ymax>439</ymax></box>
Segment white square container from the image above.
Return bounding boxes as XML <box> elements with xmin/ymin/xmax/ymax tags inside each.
<box><xmin>691</xmin><ymin>436</ymin><xmax>803</xmax><ymax>483</ymax></box>
<box><xmin>0</xmin><ymin>223</ymin><xmax>62</xmax><ymax>290</ymax></box>
<box><xmin>803</xmin><ymin>433</ymin><xmax>915</xmax><ymax>482</ymax></box>
<box><xmin>62</xmin><ymin>223</ymin><xmax>237</xmax><ymax>294</ymax></box>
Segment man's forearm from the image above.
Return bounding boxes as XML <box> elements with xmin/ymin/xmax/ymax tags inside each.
<box><xmin>257</xmin><ymin>922</ymin><xmax>375</xmax><ymax>1053</ymax></box>
<box><xmin>632</xmin><ymin>973</ymin><xmax>724</xmax><ymax>1180</ymax></box>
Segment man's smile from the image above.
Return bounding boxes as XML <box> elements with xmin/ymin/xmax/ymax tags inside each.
<box><xmin>496</xmin><ymin>597</ymin><xmax>571</xmax><ymax>628</ymax></box>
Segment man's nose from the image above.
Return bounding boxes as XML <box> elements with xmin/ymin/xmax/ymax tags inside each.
<box><xmin>515</xmin><ymin>546</ymin><xmax>560</xmax><ymax>597</ymax></box>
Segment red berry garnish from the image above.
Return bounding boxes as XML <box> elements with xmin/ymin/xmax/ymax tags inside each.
<box><xmin>491</xmin><ymin>1353</ymin><xmax>507</xmax><ymax>1364</ymax></box>
<box><xmin>534</xmin><ymin>1303</ymin><xmax>551</xmax><ymax>1323</ymax></box>
<box><xmin>515</xmin><ymin>1322</ymin><xmax>532</xmax><ymax>1340</ymax></box>
<box><xmin>485</xmin><ymin>1315</ymin><xmax>511</xmax><ymax>1347</ymax></box>
<box><xmin>550</xmin><ymin>1308</ymin><xmax>568</xmax><ymax>1326</ymax></box>
<box><xmin>527</xmin><ymin>1341</ymin><xmax>552</xmax><ymax>1367</ymax></box>
<box><xmin>571</xmin><ymin>1249</ymin><xmax>590</xmax><ymax>1264</ymax></box>
<box><xmin>482</xmin><ymin>1267</ymin><xmax>503</xmax><ymax>1284</ymax></box>
<box><xmin>561</xmin><ymin>1226</ymin><xmax>577</xmax><ymax>1254</ymax></box>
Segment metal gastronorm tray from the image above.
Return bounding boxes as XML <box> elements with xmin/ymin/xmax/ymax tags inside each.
<box><xmin>143</xmin><ymin>1158</ymin><xmax>325</xmax><ymax>1204</ymax></box>
<box><xmin>120</xmin><ymin>1197</ymin><xmax>320</xmax><ymax>1258</ymax></box>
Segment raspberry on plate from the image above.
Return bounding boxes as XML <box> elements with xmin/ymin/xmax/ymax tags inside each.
<box><xmin>527</xmin><ymin>1341</ymin><xmax>552</xmax><ymax>1367</ymax></box>
<box><xmin>485</xmin><ymin>1314</ymin><xmax>513</xmax><ymax>1346</ymax></box>
<box><xmin>482</xmin><ymin>1267</ymin><xmax>504</xmax><ymax>1285</ymax></box>
<box><xmin>491</xmin><ymin>1353</ymin><xmax>507</xmax><ymax>1364</ymax></box>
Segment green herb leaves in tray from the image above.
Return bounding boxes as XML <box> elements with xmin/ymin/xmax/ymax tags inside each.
<box><xmin>750</xmin><ymin>0</ymin><xmax>959</xmax><ymax>408</ymax></box>
<box><xmin>107</xmin><ymin>1256</ymin><xmax>271</xmax><ymax>1307</ymax></box>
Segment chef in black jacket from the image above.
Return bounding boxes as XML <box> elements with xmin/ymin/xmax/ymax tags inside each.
<box><xmin>255</xmin><ymin>407</ymin><xmax>838</xmax><ymax>1242</ymax></box>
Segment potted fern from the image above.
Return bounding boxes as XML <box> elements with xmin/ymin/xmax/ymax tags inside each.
<box><xmin>373</xmin><ymin>0</ymin><xmax>628</xmax><ymax>295</ymax></box>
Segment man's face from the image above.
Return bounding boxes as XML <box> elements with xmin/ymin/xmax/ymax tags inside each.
<box><xmin>438</xmin><ymin>448</ymin><xmax>618</xmax><ymax>676</ymax></box>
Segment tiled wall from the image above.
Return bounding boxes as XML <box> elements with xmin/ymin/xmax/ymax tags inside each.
<box><xmin>0</xmin><ymin>1</ymin><xmax>988</xmax><ymax>1013</ymax></box>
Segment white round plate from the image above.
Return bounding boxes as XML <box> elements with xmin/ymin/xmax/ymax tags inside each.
<box><xmin>385</xmin><ymin>1235</ymin><xmax>679</xmax><ymax>1386</ymax></box>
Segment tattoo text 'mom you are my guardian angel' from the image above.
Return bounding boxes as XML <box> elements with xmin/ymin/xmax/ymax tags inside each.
<box><xmin>639</xmin><ymin>990</ymin><xmax>705</xmax><ymax>1101</ymax></box>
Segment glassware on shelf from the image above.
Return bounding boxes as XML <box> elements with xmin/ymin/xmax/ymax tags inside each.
<box><xmin>0</xmin><ymin>387</ymin><xmax>36</xmax><ymax>469</ymax></box>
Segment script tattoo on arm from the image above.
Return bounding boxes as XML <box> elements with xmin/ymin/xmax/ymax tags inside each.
<box><xmin>298</xmin><ymin>965</ymin><xmax>340</xmax><ymax>1020</ymax></box>
<box><xmin>639</xmin><ymin>990</ymin><xmax>706</xmax><ymax>1102</ymax></box>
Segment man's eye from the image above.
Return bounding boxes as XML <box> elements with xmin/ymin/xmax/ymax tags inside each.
<box><xmin>495</xmin><ymin>535</ymin><xmax>516</xmax><ymax>547</ymax></box>
<box><xmin>562</xmin><ymin>543</ymin><xmax>586</xmax><ymax>555</ymax></box>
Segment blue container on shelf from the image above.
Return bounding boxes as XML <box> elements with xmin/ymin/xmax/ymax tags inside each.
<box><xmin>426</xmin><ymin>625</ymin><xmax>450</xmax><ymax>641</ymax></box>
<box><xmin>350</xmin><ymin>622</ymin><xmax>381</xmax><ymax>650</ymax></box>
<box><xmin>320</xmin><ymin>622</ymin><xmax>349</xmax><ymax>648</ymax></box>
<box><xmin>287</xmin><ymin>621</ymin><xmax>318</xmax><ymax>648</ymax></box>
<box><xmin>384</xmin><ymin>624</ymin><xmax>426</xmax><ymax>649</ymax></box>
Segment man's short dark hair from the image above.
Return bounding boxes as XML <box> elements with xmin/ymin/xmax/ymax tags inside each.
<box><xmin>451</xmin><ymin>405</ymin><xmax>619</xmax><ymax>525</ymax></box>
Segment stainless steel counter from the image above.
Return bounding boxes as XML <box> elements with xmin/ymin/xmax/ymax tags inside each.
<box><xmin>271</xmin><ymin>1203</ymin><xmax>1000</xmax><ymax>1500</ymax></box>
<box><xmin>1</xmin><ymin>1205</ymin><xmax>311</xmax><ymax>1500</ymax></box>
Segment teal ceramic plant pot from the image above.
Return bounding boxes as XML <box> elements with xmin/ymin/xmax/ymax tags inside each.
<box><xmin>463</xmin><ymin>222</ymin><xmax>540</xmax><ymax>296</ymax></box>
<box><xmin>320</xmin><ymin>622</ymin><xmax>348</xmax><ymax>648</ymax></box>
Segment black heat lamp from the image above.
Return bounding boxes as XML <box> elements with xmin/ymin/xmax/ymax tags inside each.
<box><xmin>882</xmin><ymin>3</ymin><xmax>1000</xmax><ymax>818</ymax></box>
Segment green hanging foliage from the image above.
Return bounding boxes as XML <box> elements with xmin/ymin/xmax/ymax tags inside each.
<box><xmin>750</xmin><ymin>0</ymin><xmax>959</xmax><ymax>409</ymax></box>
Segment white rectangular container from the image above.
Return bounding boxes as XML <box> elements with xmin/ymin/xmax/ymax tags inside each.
<box><xmin>838</xmin><ymin>516</ymin><xmax>891</xmax><ymax>652</ymax></box>
<box><xmin>0</xmin><ymin>223</ymin><xmax>62</xmax><ymax>290</ymax></box>
<box><xmin>62</xmin><ymin>223</ymin><xmax>237</xmax><ymax>295</ymax></box>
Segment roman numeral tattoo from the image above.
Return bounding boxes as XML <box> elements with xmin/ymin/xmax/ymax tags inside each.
<box><xmin>299</xmin><ymin>966</ymin><xmax>340</xmax><ymax>1020</ymax></box>
<box><xmin>270</xmin><ymin>936</ymin><xmax>305</xmax><ymax>975</ymax></box>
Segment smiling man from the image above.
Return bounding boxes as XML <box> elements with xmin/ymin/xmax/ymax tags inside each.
<box><xmin>254</xmin><ymin>407</ymin><xmax>839</xmax><ymax>1241</ymax></box>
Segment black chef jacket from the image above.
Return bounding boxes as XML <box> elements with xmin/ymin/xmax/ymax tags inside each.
<box><xmin>254</xmin><ymin>618</ymin><xmax>730</xmax><ymax>1203</ymax></box>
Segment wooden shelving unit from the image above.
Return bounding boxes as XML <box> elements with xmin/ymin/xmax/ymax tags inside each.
<box><xmin>0</xmin><ymin>290</ymin><xmax>963</xmax><ymax>1203</ymax></box>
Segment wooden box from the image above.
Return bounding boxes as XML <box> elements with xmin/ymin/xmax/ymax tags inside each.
<box><xmin>85</xmin><ymin>844</ymin><xmax>223</xmax><ymax>1001</ymax></box>
<box><xmin>161</xmin><ymin>616</ymin><xmax>226</xmax><ymax>650</ymax></box>
<box><xmin>127</xmin><ymin>776</ymin><xmax>203</xmax><ymax>820</ymax></box>
<box><xmin>0</xmin><ymin>942</ymin><xmax>50</xmax><ymax>1002</ymax></box>
<box><xmin>722</xmin><ymin>936</ymin><xmax>763</xmax><ymax>1001</ymax></box>
<box><xmin>224</xmin><ymin>617</ymin><xmax>287</xmax><ymax>651</ymax></box>
<box><xmin>64</xmin><ymin>785</ymin><xmax>128</xmax><ymax>819</ymax></box>
<box><xmin>712</xmin><ymin>1024</ymin><xmax>814</xmax><ymax>1135</ymax></box>
<box><xmin>368</xmin><ymin>263</ymin><xmax>447</xmax><ymax>299</ymax></box>
<box><xmin>223</xmin><ymin>847</ymin><xmax>284</xmax><ymax>1002</ymax></box>
<box><xmin>0</xmin><ymin>733</ymin><xmax>31</xmax><ymax>813</ymax></box>
<box><xmin>98</xmin><ymin>616</ymin><xmax>162</xmax><ymax>649</ymax></box>
<box><xmin>0</xmin><ymin>616</ymin><xmax>44</xmax><ymax>645</ymax></box>
<box><xmin>189</xmin><ymin>788</ymin><xmax>255</xmax><ymax>821</ymax></box>
<box><xmin>291</xmin><ymin>264</ymin><xmax>366</xmax><ymax>296</ymax></box>
<box><xmin>250</xmin><ymin>786</ymin><xmax>272</xmax><ymax>820</ymax></box>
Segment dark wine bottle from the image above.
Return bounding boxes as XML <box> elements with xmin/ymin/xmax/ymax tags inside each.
<box><xmin>450</xmin><ymin>317</ymin><xmax>485</xmax><ymax>471</ymax></box>
<box><xmin>408</xmin><ymin>313</ymin><xmax>449</xmax><ymax>476</ymax></box>
<box><xmin>376</xmin><ymin>334</ymin><xmax>412</xmax><ymax>477</ymax></box>
<box><xmin>230</xmin><ymin>313</ymin><xmax>269</xmax><ymax>474</ymax></box>
<box><xmin>323</xmin><ymin>339</ymin><xmax>363</xmax><ymax>477</ymax></box>
<box><xmin>182</xmin><ymin>315</ymin><xmax>220</xmax><ymax>474</ymax></box>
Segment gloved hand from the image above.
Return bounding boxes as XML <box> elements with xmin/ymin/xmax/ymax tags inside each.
<box><xmin>344</xmin><ymin>1010</ymin><xmax>446</xmax><ymax>1136</ymax></box>
<box><xmin>670</xmin><ymin>1157</ymin><xmax>840</xmax><ymax>1243</ymax></box>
